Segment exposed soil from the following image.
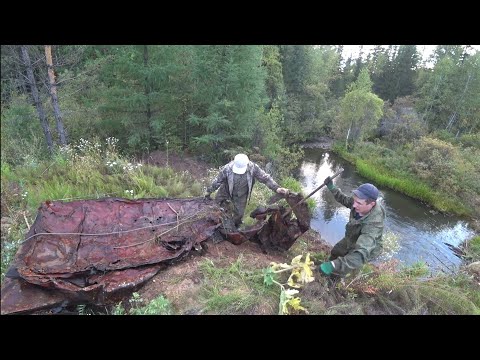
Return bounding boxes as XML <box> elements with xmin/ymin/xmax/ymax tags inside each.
<box><xmin>139</xmin><ymin>240</ymin><xmax>282</xmax><ymax>314</ymax></box>
<box><xmin>137</xmin><ymin>229</ymin><xmax>334</xmax><ymax>315</ymax></box>
<box><xmin>9</xmin><ymin>150</ymin><xmax>478</xmax><ymax>315</ymax></box>
<box><xmin>34</xmin><ymin>149</ymin><xmax>435</xmax><ymax>316</ymax></box>
<box><xmin>140</xmin><ymin>150</ymin><xmax>214</xmax><ymax>182</ymax></box>
<box><xmin>131</xmin><ymin>150</ymin><xmax>338</xmax><ymax>314</ymax></box>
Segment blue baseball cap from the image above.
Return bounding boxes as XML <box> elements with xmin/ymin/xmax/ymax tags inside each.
<box><xmin>353</xmin><ymin>183</ymin><xmax>379</xmax><ymax>201</ymax></box>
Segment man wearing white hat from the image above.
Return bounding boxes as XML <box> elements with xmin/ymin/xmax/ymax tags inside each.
<box><xmin>205</xmin><ymin>153</ymin><xmax>289</xmax><ymax>227</ymax></box>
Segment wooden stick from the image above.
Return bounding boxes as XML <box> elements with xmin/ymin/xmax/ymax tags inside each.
<box><xmin>23</xmin><ymin>211</ymin><xmax>30</xmax><ymax>228</ymax></box>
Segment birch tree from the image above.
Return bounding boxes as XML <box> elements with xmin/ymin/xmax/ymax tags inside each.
<box><xmin>335</xmin><ymin>68</ymin><xmax>383</xmax><ymax>150</ymax></box>
<box><xmin>45</xmin><ymin>45</ymin><xmax>68</xmax><ymax>145</ymax></box>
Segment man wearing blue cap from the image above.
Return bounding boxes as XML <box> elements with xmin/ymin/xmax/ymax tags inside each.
<box><xmin>318</xmin><ymin>177</ymin><xmax>385</xmax><ymax>277</ymax></box>
<box><xmin>205</xmin><ymin>154</ymin><xmax>289</xmax><ymax>228</ymax></box>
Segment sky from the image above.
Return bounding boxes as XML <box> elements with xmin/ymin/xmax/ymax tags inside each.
<box><xmin>341</xmin><ymin>45</ymin><xmax>479</xmax><ymax>66</ymax></box>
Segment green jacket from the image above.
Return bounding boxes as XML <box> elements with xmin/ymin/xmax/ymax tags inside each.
<box><xmin>329</xmin><ymin>186</ymin><xmax>385</xmax><ymax>276</ymax></box>
<box><xmin>206</xmin><ymin>160</ymin><xmax>280</xmax><ymax>204</ymax></box>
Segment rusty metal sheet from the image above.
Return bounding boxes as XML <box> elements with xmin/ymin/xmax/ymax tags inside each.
<box><xmin>1</xmin><ymin>193</ymin><xmax>310</xmax><ymax>314</ymax></box>
<box><xmin>15</xmin><ymin>198</ymin><xmax>221</xmax><ymax>283</ymax></box>
<box><xmin>1</xmin><ymin>197</ymin><xmax>222</xmax><ymax>314</ymax></box>
<box><xmin>1</xmin><ymin>277</ymin><xmax>67</xmax><ymax>315</ymax></box>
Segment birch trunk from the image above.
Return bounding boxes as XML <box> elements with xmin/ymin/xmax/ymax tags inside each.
<box><xmin>346</xmin><ymin>125</ymin><xmax>351</xmax><ymax>149</ymax></box>
<box><xmin>446</xmin><ymin>73</ymin><xmax>472</xmax><ymax>131</ymax></box>
<box><xmin>45</xmin><ymin>45</ymin><xmax>68</xmax><ymax>145</ymax></box>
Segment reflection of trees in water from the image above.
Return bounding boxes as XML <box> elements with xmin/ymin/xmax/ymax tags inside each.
<box><xmin>303</xmin><ymin>148</ymin><xmax>324</xmax><ymax>163</ymax></box>
<box><xmin>323</xmin><ymin>155</ymin><xmax>350</xmax><ymax>181</ymax></box>
<box><xmin>326</xmin><ymin>156</ymin><xmax>340</xmax><ymax>171</ymax></box>
<box><xmin>337</xmin><ymin>164</ymin><xmax>355</xmax><ymax>181</ymax></box>
<box><xmin>321</xmin><ymin>202</ymin><xmax>336</xmax><ymax>223</ymax></box>
<box><xmin>301</xmin><ymin>150</ymin><xmax>353</xmax><ymax>223</ymax></box>
<box><xmin>319</xmin><ymin>189</ymin><xmax>338</xmax><ymax>222</ymax></box>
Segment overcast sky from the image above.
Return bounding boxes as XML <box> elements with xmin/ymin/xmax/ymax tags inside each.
<box><xmin>341</xmin><ymin>45</ymin><xmax>479</xmax><ymax>65</ymax></box>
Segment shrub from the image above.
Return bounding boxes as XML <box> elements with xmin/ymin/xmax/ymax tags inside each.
<box><xmin>457</xmin><ymin>133</ymin><xmax>480</xmax><ymax>149</ymax></box>
<box><xmin>410</xmin><ymin>137</ymin><xmax>460</xmax><ymax>193</ymax></box>
<box><xmin>378</xmin><ymin>97</ymin><xmax>427</xmax><ymax>147</ymax></box>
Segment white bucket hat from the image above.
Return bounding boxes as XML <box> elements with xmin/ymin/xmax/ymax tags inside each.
<box><xmin>232</xmin><ymin>154</ymin><xmax>249</xmax><ymax>174</ymax></box>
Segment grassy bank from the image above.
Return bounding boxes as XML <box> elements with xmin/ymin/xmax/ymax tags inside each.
<box><xmin>334</xmin><ymin>144</ymin><xmax>473</xmax><ymax>217</ymax></box>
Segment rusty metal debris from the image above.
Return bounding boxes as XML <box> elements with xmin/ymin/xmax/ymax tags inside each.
<box><xmin>221</xmin><ymin>192</ymin><xmax>310</xmax><ymax>251</ymax></box>
<box><xmin>1</xmin><ymin>194</ymin><xmax>310</xmax><ymax>314</ymax></box>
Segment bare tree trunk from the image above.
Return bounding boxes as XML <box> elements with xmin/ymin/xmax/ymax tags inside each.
<box><xmin>346</xmin><ymin>124</ymin><xmax>351</xmax><ymax>149</ymax></box>
<box><xmin>350</xmin><ymin>122</ymin><xmax>362</xmax><ymax>150</ymax></box>
<box><xmin>446</xmin><ymin>73</ymin><xmax>472</xmax><ymax>131</ymax></box>
<box><xmin>45</xmin><ymin>45</ymin><xmax>68</xmax><ymax>145</ymax></box>
<box><xmin>10</xmin><ymin>45</ymin><xmax>29</xmax><ymax>96</ymax></box>
<box><xmin>446</xmin><ymin>112</ymin><xmax>457</xmax><ymax>131</ymax></box>
<box><xmin>20</xmin><ymin>45</ymin><xmax>54</xmax><ymax>153</ymax></box>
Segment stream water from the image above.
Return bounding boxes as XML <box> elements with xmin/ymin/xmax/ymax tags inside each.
<box><xmin>298</xmin><ymin>148</ymin><xmax>476</xmax><ymax>273</ymax></box>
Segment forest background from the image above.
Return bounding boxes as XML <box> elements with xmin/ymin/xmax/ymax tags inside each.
<box><xmin>2</xmin><ymin>45</ymin><xmax>479</xmax><ymax>315</ymax></box>
<box><xmin>2</xmin><ymin>45</ymin><xmax>479</xmax><ymax>217</ymax></box>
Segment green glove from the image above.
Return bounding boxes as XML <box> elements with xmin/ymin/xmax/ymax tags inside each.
<box><xmin>324</xmin><ymin>176</ymin><xmax>335</xmax><ymax>190</ymax></box>
<box><xmin>319</xmin><ymin>261</ymin><xmax>334</xmax><ymax>275</ymax></box>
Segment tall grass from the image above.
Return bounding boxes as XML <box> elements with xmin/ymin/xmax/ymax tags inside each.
<box><xmin>334</xmin><ymin>145</ymin><xmax>471</xmax><ymax>216</ymax></box>
<box><xmin>198</xmin><ymin>256</ymin><xmax>278</xmax><ymax>314</ymax></box>
<box><xmin>0</xmin><ymin>138</ymin><xmax>204</xmax><ymax>282</ymax></box>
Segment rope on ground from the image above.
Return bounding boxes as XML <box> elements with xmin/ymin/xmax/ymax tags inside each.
<box><xmin>20</xmin><ymin>208</ymin><xmax>213</xmax><ymax>245</ymax></box>
<box><xmin>113</xmin><ymin>211</ymin><xmax>210</xmax><ymax>249</ymax></box>
<box><xmin>167</xmin><ymin>202</ymin><xmax>179</xmax><ymax>233</ymax></box>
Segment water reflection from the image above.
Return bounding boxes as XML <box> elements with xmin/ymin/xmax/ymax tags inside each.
<box><xmin>299</xmin><ymin>148</ymin><xmax>476</xmax><ymax>273</ymax></box>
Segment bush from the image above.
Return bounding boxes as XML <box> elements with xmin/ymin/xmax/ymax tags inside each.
<box><xmin>432</xmin><ymin>129</ymin><xmax>456</xmax><ymax>144</ymax></box>
<box><xmin>129</xmin><ymin>294</ymin><xmax>173</xmax><ymax>315</ymax></box>
<box><xmin>457</xmin><ymin>133</ymin><xmax>480</xmax><ymax>149</ymax></box>
<box><xmin>410</xmin><ymin>137</ymin><xmax>460</xmax><ymax>193</ymax></box>
<box><xmin>268</xmin><ymin>145</ymin><xmax>304</xmax><ymax>181</ymax></box>
<box><xmin>379</xmin><ymin>97</ymin><xmax>427</xmax><ymax>147</ymax></box>
<box><xmin>1</xmin><ymin>95</ymin><xmax>50</xmax><ymax>166</ymax></box>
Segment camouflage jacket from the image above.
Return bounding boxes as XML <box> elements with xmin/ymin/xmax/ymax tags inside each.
<box><xmin>329</xmin><ymin>186</ymin><xmax>385</xmax><ymax>276</ymax></box>
<box><xmin>206</xmin><ymin>161</ymin><xmax>280</xmax><ymax>203</ymax></box>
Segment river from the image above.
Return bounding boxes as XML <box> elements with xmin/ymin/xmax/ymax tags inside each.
<box><xmin>297</xmin><ymin>148</ymin><xmax>476</xmax><ymax>273</ymax></box>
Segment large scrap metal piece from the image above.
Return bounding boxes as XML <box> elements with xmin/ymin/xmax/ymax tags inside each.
<box><xmin>221</xmin><ymin>192</ymin><xmax>311</xmax><ymax>251</ymax></box>
<box><xmin>1</xmin><ymin>197</ymin><xmax>222</xmax><ymax>314</ymax></box>
<box><xmin>1</xmin><ymin>193</ymin><xmax>311</xmax><ymax>314</ymax></box>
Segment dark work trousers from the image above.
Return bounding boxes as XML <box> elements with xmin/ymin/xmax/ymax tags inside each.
<box><xmin>329</xmin><ymin>237</ymin><xmax>362</xmax><ymax>278</ymax></box>
<box><xmin>214</xmin><ymin>173</ymin><xmax>249</xmax><ymax>228</ymax></box>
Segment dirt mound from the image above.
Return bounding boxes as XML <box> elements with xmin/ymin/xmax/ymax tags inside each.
<box><xmin>141</xmin><ymin>150</ymin><xmax>213</xmax><ymax>182</ymax></box>
<box><xmin>138</xmin><ymin>240</ymin><xmax>286</xmax><ymax>314</ymax></box>
<box><xmin>138</xmin><ymin>230</ymin><xmax>332</xmax><ymax>315</ymax></box>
